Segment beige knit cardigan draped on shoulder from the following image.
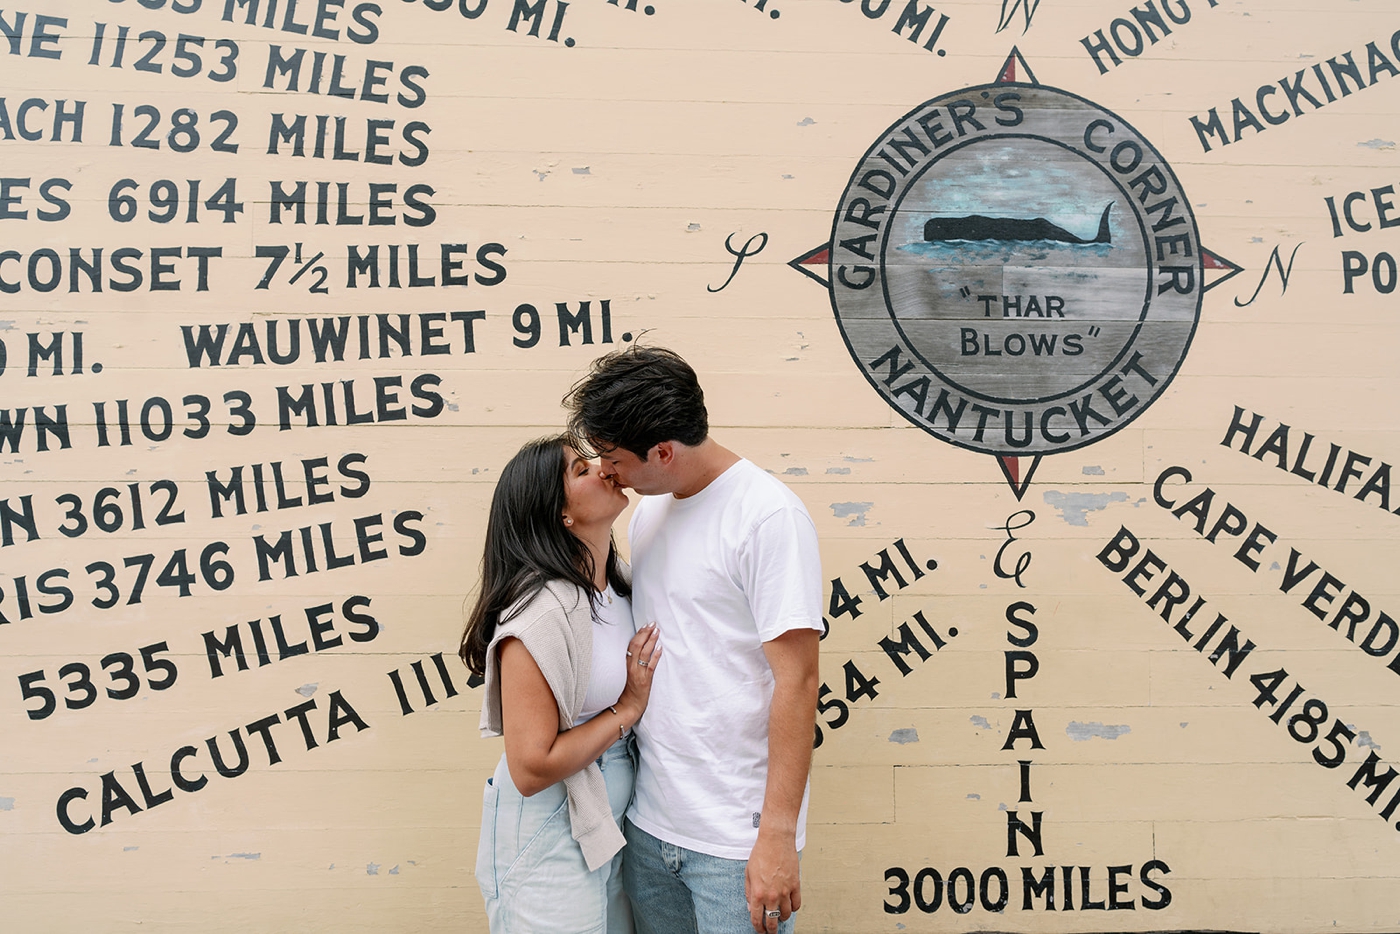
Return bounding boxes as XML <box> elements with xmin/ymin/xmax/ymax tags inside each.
<box><xmin>478</xmin><ymin>577</ymin><xmax>627</xmax><ymax>872</ymax></box>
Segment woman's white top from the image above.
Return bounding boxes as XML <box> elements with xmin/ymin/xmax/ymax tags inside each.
<box><xmin>573</xmin><ymin>585</ymin><xmax>635</xmax><ymax>727</ymax></box>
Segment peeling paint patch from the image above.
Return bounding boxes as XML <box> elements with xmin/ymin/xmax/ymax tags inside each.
<box><xmin>687</xmin><ymin>223</ymin><xmax>701</xmax><ymax>231</ymax></box>
<box><xmin>966</xmin><ymin>793</ymin><xmax>980</xmax><ymax>800</ymax></box>
<box><xmin>0</xmin><ymin>797</ymin><xmax>13</xmax><ymax>810</ymax></box>
<box><xmin>990</xmin><ymin>692</ymin><xmax>1000</xmax><ymax>700</ymax></box>
<box><xmin>1081</xmin><ymin>466</ymin><xmax>1105</xmax><ymax>475</ymax></box>
<box><xmin>572</xmin><ymin>166</ymin><xmax>591</xmax><ymax>174</ymax></box>
<box><xmin>842</xmin><ymin>455</ymin><xmax>874</xmax><ymax>462</ymax></box>
<box><xmin>830</xmin><ymin>502</ymin><xmax>873</xmax><ymax>526</ymax></box>
<box><xmin>888</xmin><ymin>728</ymin><xmax>919</xmax><ymax>744</ymax></box>
<box><xmin>969</xmin><ymin>715</ymin><xmax>991</xmax><ymax>729</ymax></box>
<box><xmin>296</xmin><ymin>683</ymin><xmax>318</xmax><ymax>697</ymax></box>
<box><xmin>124</xmin><ymin>846</ymin><xmax>138</xmax><ymax>851</ymax></box>
<box><xmin>367</xmin><ymin>863</ymin><xmax>380</xmax><ymax>875</ymax></box>
<box><xmin>1359</xmin><ymin>138</ymin><xmax>1395</xmax><ymax>150</ymax></box>
<box><xmin>825</xmin><ymin>467</ymin><xmax>851</xmax><ymax>475</ymax></box>
<box><xmin>797</xmin><ymin>117</ymin><xmax>815</xmax><ymax>126</ymax></box>
<box><xmin>389</xmin><ymin>865</ymin><xmax>400</xmax><ymax>875</ymax></box>
<box><xmin>997</xmin><ymin>802</ymin><xmax>1008</xmax><ymax>811</ymax></box>
<box><xmin>1358</xmin><ymin>730</ymin><xmax>1380</xmax><ymax>750</ymax></box>
<box><xmin>783</xmin><ymin>467</ymin><xmax>808</xmax><ymax>476</ymax></box>
<box><xmin>1066</xmin><ymin>721</ymin><xmax>1131</xmax><ymax>742</ymax></box>
<box><xmin>1180</xmin><ymin>722</ymin><xmax>1189</xmax><ymax>728</ymax></box>
<box><xmin>1042</xmin><ymin>490</ymin><xmax>1128</xmax><ymax>526</ymax></box>
<box><xmin>228</xmin><ymin>852</ymin><xmax>261</xmax><ymax>860</ymax></box>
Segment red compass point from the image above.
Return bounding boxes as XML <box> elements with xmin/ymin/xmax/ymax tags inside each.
<box><xmin>1201</xmin><ymin>247</ymin><xmax>1245</xmax><ymax>293</ymax></box>
<box><xmin>997</xmin><ymin>47</ymin><xmax>1039</xmax><ymax>85</ymax></box>
<box><xmin>788</xmin><ymin>244</ymin><xmax>830</xmax><ymax>288</ymax></box>
<box><xmin>998</xmin><ymin>455</ymin><xmax>1042</xmax><ymax>501</ymax></box>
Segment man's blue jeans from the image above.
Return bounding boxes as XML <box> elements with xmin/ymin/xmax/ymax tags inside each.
<box><xmin>622</xmin><ymin>819</ymin><xmax>797</xmax><ymax>934</ymax></box>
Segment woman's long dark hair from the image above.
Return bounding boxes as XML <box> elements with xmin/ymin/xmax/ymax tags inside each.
<box><xmin>459</xmin><ymin>435</ymin><xmax>631</xmax><ymax>677</ymax></box>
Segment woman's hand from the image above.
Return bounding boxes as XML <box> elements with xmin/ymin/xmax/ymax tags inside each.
<box><xmin>616</xmin><ymin>623</ymin><xmax>661</xmax><ymax>726</ymax></box>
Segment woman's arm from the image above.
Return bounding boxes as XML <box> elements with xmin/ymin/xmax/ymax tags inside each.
<box><xmin>498</xmin><ymin>625</ymin><xmax>660</xmax><ymax>796</ymax></box>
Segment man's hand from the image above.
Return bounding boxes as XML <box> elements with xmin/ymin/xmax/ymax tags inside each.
<box><xmin>746</xmin><ymin>830</ymin><xmax>801</xmax><ymax>933</ymax></box>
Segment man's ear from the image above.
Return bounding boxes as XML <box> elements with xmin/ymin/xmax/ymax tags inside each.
<box><xmin>652</xmin><ymin>441</ymin><xmax>675</xmax><ymax>466</ymax></box>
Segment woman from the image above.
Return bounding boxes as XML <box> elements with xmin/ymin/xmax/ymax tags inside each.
<box><xmin>462</xmin><ymin>435</ymin><xmax>661</xmax><ymax>934</ymax></box>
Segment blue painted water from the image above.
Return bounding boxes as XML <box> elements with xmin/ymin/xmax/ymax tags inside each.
<box><xmin>894</xmin><ymin>239</ymin><xmax>1116</xmax><ymax>264</ymax></box>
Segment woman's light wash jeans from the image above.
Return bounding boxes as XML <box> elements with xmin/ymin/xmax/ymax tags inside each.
<box><xmin>476</xmin><ymin>735</ymin><xmax>635</xmax><ymax>933</ymax></box>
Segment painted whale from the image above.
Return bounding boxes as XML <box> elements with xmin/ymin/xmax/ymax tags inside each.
<box><xmin>924</xmin><ymin>202</ymin><xmax>1114</xmax><ymax>245</ymax></box>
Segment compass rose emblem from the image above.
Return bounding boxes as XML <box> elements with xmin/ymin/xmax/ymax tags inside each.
<box><xmin>792</xmin><ymin>50</ymin><xmax>1243</xmax><ymax>498</ymax></box>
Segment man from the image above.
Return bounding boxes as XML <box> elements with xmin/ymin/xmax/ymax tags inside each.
<box><xmin>564</xmin><ymin>345</ymin><xmax>822</xmax><ymax>934</ymax></box>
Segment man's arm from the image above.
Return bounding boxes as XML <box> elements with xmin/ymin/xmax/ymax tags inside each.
<box><xmin>746</xmin><ymin>627</ymin><xmax>820</xmax><ymax>933</ymax></box>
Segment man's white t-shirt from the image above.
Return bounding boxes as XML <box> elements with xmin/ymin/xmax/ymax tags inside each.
<box><xmin>626</xmin><ymin>458</ymin><xmax>823</xmax><ymax>860</ymax></box>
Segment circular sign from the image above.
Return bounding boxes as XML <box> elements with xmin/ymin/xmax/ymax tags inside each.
<box><xmin>829</xmin><ymin>82</ymin><xmax>1202</xmax><ymax>456</ymax></box>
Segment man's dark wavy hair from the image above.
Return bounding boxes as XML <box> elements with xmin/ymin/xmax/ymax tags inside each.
<box><xmin>563</xmin><ymin>345</ymin><xmax>708</xmax><ymax>460</ymax></box>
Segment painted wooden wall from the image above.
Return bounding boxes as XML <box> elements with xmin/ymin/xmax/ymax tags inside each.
<box><xmin>2</xmin><ymin>0</ymin><xmax>1397</xmax><ymax>930</ymax></box>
